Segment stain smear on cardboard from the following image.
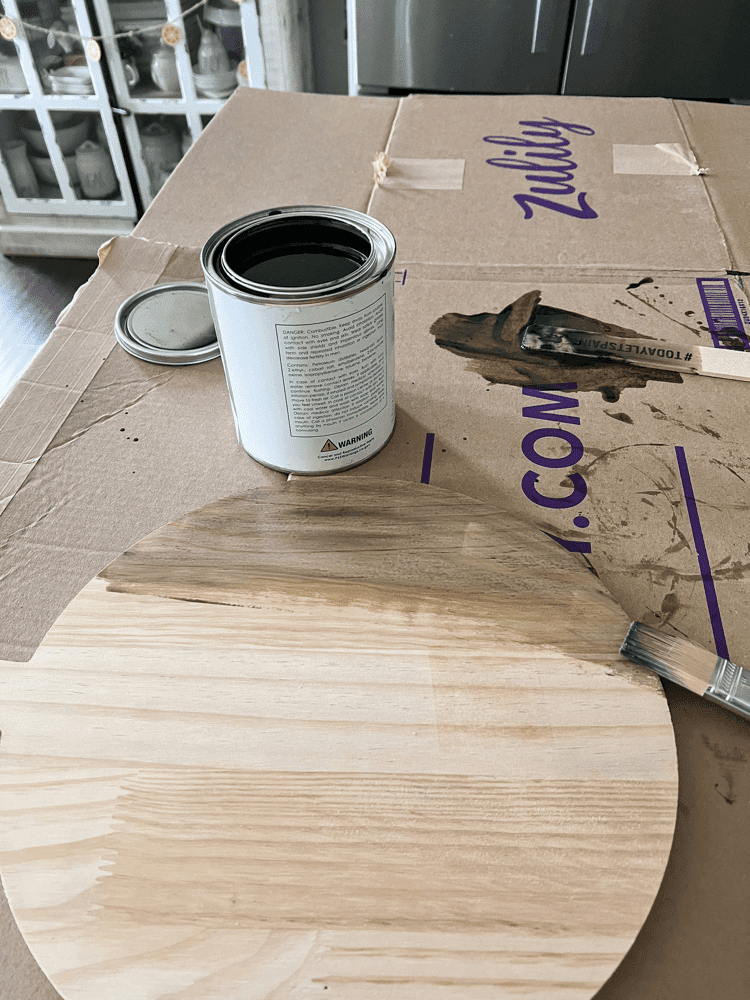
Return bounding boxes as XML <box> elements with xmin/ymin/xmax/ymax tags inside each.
<box><xmin>430</xmin><ymin>290</ymin><xmax>683</xmax><ymax>402</ymax></box>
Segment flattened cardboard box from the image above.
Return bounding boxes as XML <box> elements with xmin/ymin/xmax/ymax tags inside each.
<box><xmin>2</xmin><ymin>89</ymin><xmax>749</xmax><ymax>667</ymax></box>
<box><xmin>2</xmin><ymin>88</ymin><xmax>750</xmax><ymax>1000</ymax></box>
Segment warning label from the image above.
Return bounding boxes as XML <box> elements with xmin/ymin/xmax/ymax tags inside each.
<box><xmin>276</xmin><ymin>295</ymin><xmax>388</xmax><ymax>437</ymax></box>
<box><xmin>321</xmin><ymin>439</ymin><xmax>338</xmax><ymax>452</ymax></box>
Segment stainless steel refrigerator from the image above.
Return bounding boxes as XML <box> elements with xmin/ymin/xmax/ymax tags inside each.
<box><xmin>351</xmin><ymin>0</ymin><xmax>750</xmax><ymax>99</ymax></box>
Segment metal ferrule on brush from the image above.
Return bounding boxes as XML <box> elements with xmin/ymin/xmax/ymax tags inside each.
<box><xmin>620</xmin><ymin>622</ymin><xmax>750</xmax><ymax>722</ymax></box>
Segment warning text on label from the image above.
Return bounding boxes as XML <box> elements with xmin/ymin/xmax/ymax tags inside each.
<box><xmin>277</xmin><ymin>295</ymin><xmax>388</xmax><ymax>437</ymax></box>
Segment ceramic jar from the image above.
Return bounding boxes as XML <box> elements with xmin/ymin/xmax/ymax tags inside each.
<box><xmin>75</xmin><ymin>140</ymin><xmax>117</xmax><ymax>199</ymax></box>
<box><xmin>2</xmin><ymin>140</ymin><xmax>39</xmax><ymax>198</ymax></box>
<box><xmin>139</xmin><ymin>121</ymin><xmax>181</xmax><ymax>194</ymax></box>
<box><xmin>150</xmin><ymin>42</ymin><xmax>180</xmax><ymax>94</ymax></box>
<box><xmin>197</xmin><ymin>26</ymin><xmax>230</xmax><ymax>74</ymax></box>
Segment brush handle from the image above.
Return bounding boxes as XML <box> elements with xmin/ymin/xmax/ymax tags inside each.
<box><xmin>521</xmin><ymin>324</ymin><xmax>750</xmax><ymax>382</ymax></box>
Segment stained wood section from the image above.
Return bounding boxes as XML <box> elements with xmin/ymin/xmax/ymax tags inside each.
<box><xmin>0</xmin><ymin>478</ymin><xmax>678</xmax><ymax>999</ymax></box>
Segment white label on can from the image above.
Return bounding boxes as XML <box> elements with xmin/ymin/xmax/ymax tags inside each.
<box><xmin>276</xmin><ymin>294</ymin><xmax>387</xmax><ymax>437</ymax></box>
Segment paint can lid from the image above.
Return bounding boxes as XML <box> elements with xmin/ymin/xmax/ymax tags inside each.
<box><xmin>114</xmin><ymin>282</ymin><xmax>220</xmax><ymax>365</ymax></box>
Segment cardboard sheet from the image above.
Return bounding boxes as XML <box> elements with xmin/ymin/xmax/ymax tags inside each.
<box><xmin>3</xmin><ymin>88</ymin><xmax>750</xmax><ymax>998</ymax></box>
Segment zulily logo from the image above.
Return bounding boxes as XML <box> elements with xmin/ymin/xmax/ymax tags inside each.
<box><xmin>484</xmin><ymin>117</ymin><xmax>598</xmax><ymax>221</ymax></box>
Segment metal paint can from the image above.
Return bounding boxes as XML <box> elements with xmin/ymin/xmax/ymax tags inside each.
<box><xmin>201</xmin><ymin>205</ymin><xmax>396</xmax><ymax>474</ymax></box>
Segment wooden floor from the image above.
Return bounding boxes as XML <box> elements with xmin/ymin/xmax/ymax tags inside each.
<box><xmin>0</xmin><ymin>251</ymin><xmax>97</xmax><ymax>1000</ymax></box>
<box><xmin>0</xmin><ymin>253</ymin><xmax>98</xmax><ymax>404</ymax></box>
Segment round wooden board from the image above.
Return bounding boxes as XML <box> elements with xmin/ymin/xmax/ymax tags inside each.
<box><xmin>0</xmin><ymin>478</ymin><xmax>678</xmax><ymax>1000</ymax></box>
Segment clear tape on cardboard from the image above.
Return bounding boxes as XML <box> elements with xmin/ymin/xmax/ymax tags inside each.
<box><xmin>372</xmin><ymin>154</ymin><xmax>466</xmax><ymax>190</ymax></box>
<box><xmin>613</xmin><ymin>143</ymin><xmax>708</xmax><ymax>176</ymax></box>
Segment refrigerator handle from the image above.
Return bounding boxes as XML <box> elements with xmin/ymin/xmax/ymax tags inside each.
<box><xmin>530</xmin><ymin>0</ymin><xmax>557</xmax><ymax>54</ymax></box>
<box><xmin>579</xmin><ymin>0</ymin><xmax>610</xmax><ymax>55</ymax></box>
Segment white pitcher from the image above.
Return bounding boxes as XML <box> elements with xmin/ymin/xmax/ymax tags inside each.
<box><xmin>150</xmin><ymin>43</ymin><xmax>180</xmax><ymax>94</ymax></box>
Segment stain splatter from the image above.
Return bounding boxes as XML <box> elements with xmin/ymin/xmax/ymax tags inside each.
<box><xmin>659</xmin><ymin>591</ymin><xmax>680</xmax><ymax>623</ymax></box>
<box><xmin>604</xmin><ymin>411</ymin><xmax>634</xmax><ymax>424</ymax></box>
<box><xmin>642</xmin><ymin>402</ymin><xmax>723</xmax><ymax>438</ymax></box>
<box><xmin>709</xmin><ymin>459</ymin><xmax>745</xmax><ymax>483</ymax></box>
<box><xmin>715</xmin><ymin>781</ymin><xmax>735</xmax><ymax>805</ymax></box>
<box><xmin>626</xmin><ymin>277</ymin><xmax>654</xmax><ymax>290</ymax></box>
<box><xmin>580</xmin><ymin>442</ymin><xmax>668</xmax><ymax>474</ymax></box>
<box><xmin>626</xmin><ymin>288</ymin><xmax>703</xmax><ymax>336</ymax></box>
<box><xmin>699</xmin><ymin>424</ymin><xmax>721</xmax><ymax>440</ymax></box>
<box><xmin>663</xmin><ymin>515</ymin><xmax>691</xmax><ymax>555</ymax></box>
<box><xmin>702</xmin><ymin>736</ymin><xmax>748</xmax><ymax>805</ymax></box>
<box><xmin>430</xmin><ymin>291</ymin><xmax>682</xmax><ymax>401</ymax></box>
<box><xmin>701</xmin><ymin>736</ymin><xmax>748</xmax><ymax>763</ymax></box>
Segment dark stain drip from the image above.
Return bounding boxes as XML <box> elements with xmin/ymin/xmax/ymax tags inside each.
<box><xmin>604</xmin><ymin>411</ymin><xmax>634</xmax><ymax>424</ymax></box>
<box><xmin>625</xmin><ymin>277</ymin><xmax>655</xmax><ymax>290</ymax></box>
<box><xmin>699</xmin><ymin>424</ymin><xmax>721</xmax><ymax>440</ymax></box>
<box><xmin>659</xmin><ymin>591</ymin><xmax>680</xmax><ymax>624</ymax></box>
<box><xmin>429</xmin><ymin>290</ymin><xmax>682</xmax><ymax>401</ymax></box>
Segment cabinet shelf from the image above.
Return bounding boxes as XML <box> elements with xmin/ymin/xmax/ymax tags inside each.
<box><xmin>0</xmin><ymin>0</ymin><xmax>264</xmax><ymax>253</ymax></box>
<box><xmin>0</xmin><ymin>0</ymin><xmax>139</xmax><ymax>229</ymax></box>
<box><xmin>0</xmin><ymin>195</ymin><xmax>132</xmax><ymax>254</ymax></box>
<box><xmin>0</xmin><ymin>0</ymin><xmax>315</xmax><ymax>255</ymax></box>
<box><xmin>95</xmin><ymin>0</ymin><xmax>264</xmax><ymax>209</ymax></box>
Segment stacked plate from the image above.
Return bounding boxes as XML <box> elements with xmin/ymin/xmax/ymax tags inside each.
<box><xmin>192</xmin><ymin>62</ymin><xmax>238</xmax><ymax>99</ymax></box>
<box><xmin>46</xmin><ymin>66</ymin><xmax>94</xmax><ymax>95</ymax></box>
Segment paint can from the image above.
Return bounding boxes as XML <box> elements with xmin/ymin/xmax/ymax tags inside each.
<box><xmin>201</xmin><ymin>205</ymin><xmax>396</xmax><ymax>474</ymax></box>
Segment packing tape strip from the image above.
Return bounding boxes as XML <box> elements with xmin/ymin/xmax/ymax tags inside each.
<box><xmin>376</xmin><ymin>157</ymin><xmax>466</xmax><ymax>190</ymax></box>
<box><xmin>612</xmin><ymin>143</ymin><xmax>707</xmax><ymax>176</ymax></box>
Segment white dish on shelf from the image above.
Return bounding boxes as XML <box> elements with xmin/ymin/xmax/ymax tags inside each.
<box><xmin>195</xmin><ymin>84</ymin><xmax>237</xmax><ymax>99</ymax></box>
<box><xmin>20</xmin><ymin>117</ymin><xmax>90</xmax><ymax>156</ymax></box>
<box><xmin>48</xmin><ymin>66</ymin><xmax>94</xmax><ymax>95</ymax></box>
<box><xmin>29</xmin><ymin>152</ymin><xmax>79</xmax><ymax>185</ymax></box>
<box><xmin>203</xmin><ymin>3</ymin><xmax>241</xmax><ymax>27</ymax></box>
<box><xmin>50</xmin><ymin>82</ymin><xmax>95</xmax><ymax>95</ymax></box>
<box><xmin>192</xmin><ymin>61</ymin><xmax>238</xmax><ymax>98</ymax></box>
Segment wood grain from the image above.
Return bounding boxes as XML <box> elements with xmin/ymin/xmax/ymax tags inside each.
<box><xmin>0</xmin><ymin>478</ymin><xmax>678</xmax><ymax>999</ymax></box>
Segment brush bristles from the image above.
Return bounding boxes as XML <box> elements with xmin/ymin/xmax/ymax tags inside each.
<box><xmin>620</xmin><ymin>622</ymin><xmax>720</xmax><ymax>695</ymax></box>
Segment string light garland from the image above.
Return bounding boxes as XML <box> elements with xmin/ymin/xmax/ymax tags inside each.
<box><xmin>0</xmin><ymin>0</ymin><xmax>242</xmax><ymax>53</ymax></box>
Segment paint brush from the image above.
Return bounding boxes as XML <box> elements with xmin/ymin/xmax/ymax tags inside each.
<box><xmin>520</xmin><ymin>323</ymin><xmax>750</xmax><ymax>382</ymax></box>
<box><xmin>620</xmin><ymin>622</ymin><xmax>750</xmax><ymax>721</ymax></box>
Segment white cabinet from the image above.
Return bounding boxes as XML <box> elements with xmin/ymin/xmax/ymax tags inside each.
<box><xmin>0</xmin><ymin>0</ymin><xmax>138</xmax><ymax>253</ymax></box>
<box><xmin>0</xmin><ymin>0</ymin><xmax>267</xmax><ymax>254</ymax></box>
<box><xmin>93</xmin><ymin>0</ymin><xmax>265</xmax><ymax>210</ymax></box>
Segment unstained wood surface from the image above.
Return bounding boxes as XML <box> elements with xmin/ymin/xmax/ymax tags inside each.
<box><xmin>0</xmin><ymin>478</ymin><xmax>678</xmax><ymax>1000</ymax></box>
